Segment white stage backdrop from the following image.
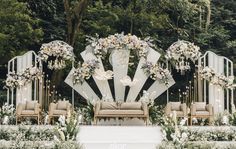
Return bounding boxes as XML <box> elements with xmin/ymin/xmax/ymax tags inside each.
<box><xmin>7</xmin><ymin>51</ymin><xmax>42</xmax><ymax>105</ymax></box>
<box><xmin>198</xmin><ymin>51</ymin><xmax>234</xmax><ymax>114</ymax></box>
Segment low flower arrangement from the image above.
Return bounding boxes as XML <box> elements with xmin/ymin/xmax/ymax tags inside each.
<box><xmin>0</xmin><ymin>103</ymin><xmax>15</xmax><ymax>125</ymax></box>
<box><xmin>158</xmin><ymin>111</ymin><xmax>236</xmax><ymax>149</ymax></box>
<box><xmin>141</xmin><ymin>61</ymin><xmax>172</xmax><ymax>85</ymax></box>
<box><xmin>5</xmin><ymin>67</ymin><xmax>42</xmax><ymax>88</ymax></box>
<box><xmin>199</xmin><ymin>66</ymin><xmax>235</xmax><ymax>88</ymax></box>
<box><xmin>72</xmin><ymin>60</ymin><xmax>100</xmax><ymax>84</ymax></box>
<box><xmin>0</xmin><ymin>115</ymin><xmax>82</xmax><ymax>149</ymax></box>
<box><xmin>39</xmin><ymin>40</ymin><xmax>74</xmax><ymax>70</ymax></box>
<box><xmin>87</xmin><ymin>33</ymin><xmax>154</xmax><ymax>59</ymax></box>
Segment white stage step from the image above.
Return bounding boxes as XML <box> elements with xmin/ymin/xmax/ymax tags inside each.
<box><xmin>77</xmin><ymin>126</ymin><xmax>163</xmax><ymax>149</ymax></box>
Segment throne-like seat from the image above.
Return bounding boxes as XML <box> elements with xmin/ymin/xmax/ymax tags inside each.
<box><xmin>94</xmin><ymin>101</ymin><xmax>148</xmax><ymax>125</ymax></box>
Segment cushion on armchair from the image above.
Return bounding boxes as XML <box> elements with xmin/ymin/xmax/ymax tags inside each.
<box><xmin>120</xmin><ymin>102</ymin><xmax>142</xmax><ymax>110</ymax></box>
<box><xmin>26</xmin><ymin>101</ymin><xmax>36</xmax><ymax>110</ymax></box>
<box><xmin>57</xmin><ymin>101</ymin><xmax>69</xmax><ymax>110</ymax></box>
<box><xmin>170</xmin><ymin>102</ymin><xmax>181</xmax><ymax>111</ymax></box>
<box><xmin>195</xmin><ymin>102</ymin><xmax>206</xmax><ymax>111</ymax></box>
<box><xmin>101</xmin><ymin>102</ymin><xmax>117</xmax><ymax>110</ymax></box>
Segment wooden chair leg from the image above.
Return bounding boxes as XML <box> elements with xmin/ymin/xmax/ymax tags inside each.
<box><xmin>38</xmin><ymin>115</ymin><xmax>40</xmax><ymax>125</ymax></box>
<box><xmin>190</xmin><ymin>116</ymin><xmax>192</xmax><ymax>126</ymax></box>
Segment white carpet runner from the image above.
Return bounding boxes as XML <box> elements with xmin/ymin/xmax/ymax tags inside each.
<box><xmin>77</xmin><ymin>126</ymin><xmax>163</xmax><ymax>149</ymax></box>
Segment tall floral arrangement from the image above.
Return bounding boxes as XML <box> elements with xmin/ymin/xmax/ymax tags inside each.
<box><xmin>166</xmin><ymin>40</ymin><xmax>201</xmax><ymax>73</ymax></box>
<box><xmin>72</xmin><ymin>60</ymin><xmax>100</xmax><ymax>84</ymax></box>
<box><xmin>39</xmin><ymin>40</ymin><xmax>74</xmax><ymax>70</ymax></box>
<box><xmin>87</xmin><ymin>33</ymin><xmax>154</xmax><ymax>59</ymax></box>
<box><xmin>141</xmin><ymin>61</ymin><xmax>172</xmax><ymax>85</ymax></box>
<box><xmin>54</xmin><ymin>111</ymin><xmax>78</xmax><ymax>142</ymax></box>
<box><xmin>199</xmin><ymin>66</ymin><xmax>235</xmax><ymax>88</ymax></box>
<box><xmin>161</xmin><ymin>112</ymin><xmax>188</xmax><ymax>148</ymax></box>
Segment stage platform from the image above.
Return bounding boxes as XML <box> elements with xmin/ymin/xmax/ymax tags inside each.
<box><xmin>77</xmin><ymin>126</ymin><xmax>163</xmax><ymax>149</ymax></box>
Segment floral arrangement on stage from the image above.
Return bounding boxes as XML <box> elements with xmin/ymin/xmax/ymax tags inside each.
<box><xmin>87</xmin><ymin>33</ymin><xmax>154</xmax><ymax>59</ymax></box>
<box><xmin>72</xmin><ymin>59</ymin><xmax>100</xmax><ymax>84</ymax></box>
<box><xmin>199</xmin><ymin>66</ymin><xmax>235</xmax><ymax>88</ymax></box>
<box><xmin>166</xmin><ymin>40</ymin><xmax>201</xmax><ymax>73</ymax></box>
<box><xmin>39</xmin><ymin>40</ymin><xmax>74</xmax><ymax>70</ymax></box>
<box><xmin>5</xmin><ymin>67</ymin><xmax>42</xmax><ymax>88</ymax></box>
<box><xmin>0</xmin><ymin>103</ymin><xmax>15</xmax><ymax>125</ymax></box>
<box><xmin>54</xmin><ymin>111</ymin><xmax>78</xmax><ymax>142</ymax></box>
<box><xmin>0</xmin><ymin>125</ymin><xmax>82</xmax><ymax>149</ymax></box>
<box><xmin>141</xmin><ymin>61</ymin><xmax>172</xmax><ymax>85</ymax></box>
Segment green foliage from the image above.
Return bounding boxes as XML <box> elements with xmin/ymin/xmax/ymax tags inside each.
<box><xmin>229</xmin><ymin>112</ymin><xmax>236</xmax><ymax>126</ymax></box>
<box><xmin>0</xmin><ymin>0</ymin><xmax>43</xmax><ymax>65</ymax></box>
<box><xmin>24</xmin><ymin>0</ymin><xmax>66</xmax><ymax>43</ymax></box>
<box><xmin>149</xmin><ymin>105</ymin><xmax>165</xmax><ymax>125</ymax></box>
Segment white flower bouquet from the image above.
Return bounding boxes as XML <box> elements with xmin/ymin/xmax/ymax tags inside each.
<box><xmin>72</xmin><ymin>59</ymin><xmax>100</xmax><ymax>84</ymax></box>
<box><xmin>166</xmin><ymin>40</ymin><xmax>201</xmax><ymax>62</ymax></box>
<box><xmin>141</xmin><ymin>61</ymin><xmax>172</xmax><ymax>85</ymax></box>
<box><xmin>87</xmin><ymin>33</ymin><xmax>154</xmax><ymax>59</ymax></box>
<box><xmin>39</xmin><ymin>40</ymin><xmax>74</xmax><ymax>70</ymax></box>
<box><xmin>199</xmin><ymin>66</ymin><xmax>235</xmax><ymax>88</ymax></box>
<box><xmin>5</xmin><ymin>67</ymin><xmax>42</xmax><ymax>88</ymax></box>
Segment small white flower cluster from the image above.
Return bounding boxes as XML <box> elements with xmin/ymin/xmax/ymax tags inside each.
<box><xmin>199</xmin><ymin>66</ymin><xmax>235</xmax><ymax>88</ymax></box>
<box><xmin>54</xmin><ymin>111</ymin><xmax>78</xmax><ymax>142</ymax></box>
<box><xmin>141</xmin><ymin>61</ymin><xmax>172</xmax><ymax>85</ymax></box>
<box><xmin>87</xmin><ymin>33</ymin><xmax>153</xmax><ymax>59</ymax></box>
<box><xmin>39</xmin><ymin>40</ymin><xmax>74</xmax><ymax>70</ymax></box>
<box><xmin>140</xmin><ymin>90</ymin><xmax>156</xmax><ymax>107</ymax></box>
<box><xmin>0</xmin><ymin>103</ymin><xmax>15</xmax><ymax>117</ymax></box>
<box><xmin>0</xmin><ymin>103</ymin><xmax>15</xmax><ymax>125</ymax></box>
<box><xmin>5</xmin><ymin>67</ymin><xmax>42</xmax><ymax>88</ymax></box>
<box><xmin>166</xmin><ymin>40</ymin><xmax>201</xmax><ymax>62</ymax></box>
<box><xmin>72</xmin><ymin>59</ymin><xmax>100</xmax><ymax>84</ymax></box>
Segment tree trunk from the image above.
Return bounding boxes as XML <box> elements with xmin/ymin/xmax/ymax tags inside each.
<box><xmin>205</xmin><ymin>2</ymin><xmax>211</xmax><ymax>31</ymax></box>
<box><xmin>50</xmin><ymin>0</ymin><xmax>88</xmax><ymax>92</ymax></box>
<box><xmin>64</xmin><ymin>0</ymin><xmax>88</xmax><ymax>46</ymax></box>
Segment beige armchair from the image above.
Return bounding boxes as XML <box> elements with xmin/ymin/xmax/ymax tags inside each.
<box><xmin>16</xmin><ymin>101</ymin><xmax>41</xmax><ymax>124</ymax></box>
<box><xmin>165</xmin><ymin>102</ymin><xmax>187</xmax><ymax>118</ymax></box>
<box><xmin>48</xmin><ymin>100</ymin><xmax>72</xmax><ymax>124</ymax></box>
<box><xmin>190</xmin><ymin>102</ymin><xmax>213</xmax><ymax>125</ymax></box>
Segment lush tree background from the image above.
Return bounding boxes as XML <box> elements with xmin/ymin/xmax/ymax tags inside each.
<box><xmin>0</xmin><ymin>0</ymin><xmax>235</xmax><ymax>106</ymax></box>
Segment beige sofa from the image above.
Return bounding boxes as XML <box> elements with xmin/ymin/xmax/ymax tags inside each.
<box><xmin>49</xmin><ymin>100</ymin><xmax>72</xmax><ymax>124</ymax></box>
<box><xmin>94</xmin><ymin>101</ymin><xmax>149</xmax><ymax>125</ymax></box>
<box><xmin>16</xmin><ymin>101</ymin><xmax>41</xmax><ymax>124</ymax></box>
<box><xmin>190</xmin><ymin>102</ymin><xmax>213</xmax><ymax>125</ymax></box>
<box><xmin>165</xmin><ymin>102</ymin><xmax>187</xmax><ymax>118</ymax></box>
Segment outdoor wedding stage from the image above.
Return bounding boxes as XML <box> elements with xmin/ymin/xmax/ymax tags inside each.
<box><xmin>1</xmin><ymin>33</ymin><xmax>236</xmax><ymax>149</ymax></box>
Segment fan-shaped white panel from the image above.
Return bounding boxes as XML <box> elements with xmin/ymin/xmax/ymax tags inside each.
<box><xmin>81</xmin><ymin>46</ymin><xmax>113</xmax><ymax>101</ymax></box>
<box><xmin>126</xmin><ymin>48</ymin><xmax>160</xmax><ymax>102</ymax></box>
<box><xmin>147</xmin><ymin>78</ymin><xmax>175</xmax><ymax>99</ymax></box>
<box><xmin>111</xmin><ymin>50</ymin><xmax>130</xmax><ymax>101</ymax></box>
<box><xmin>65</xmin><ymin>68</ymin><xmax>99</xmax><ymax>102</ymax></box>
